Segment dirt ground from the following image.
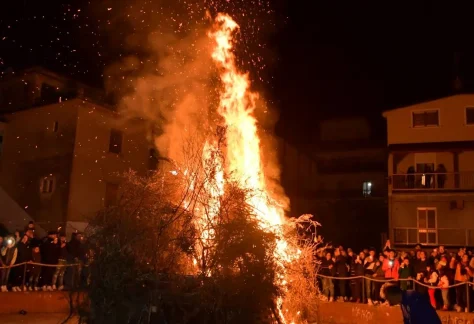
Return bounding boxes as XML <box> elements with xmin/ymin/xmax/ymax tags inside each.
<box><xmin>1</xmin><ymin>313</ymin><xmax>79</xmax><ymax>324</ymax></box>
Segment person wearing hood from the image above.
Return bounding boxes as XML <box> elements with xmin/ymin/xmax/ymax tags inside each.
<box><xmin>1</xmin><ymin>237</ymin><xmax>17</xmax><ymax>292</ymax></box>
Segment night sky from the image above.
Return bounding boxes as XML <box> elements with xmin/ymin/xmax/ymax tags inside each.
<box><xmin>0</xmin><ymin>1</ymin><xmax>470</xmax><ymax>144</ymax></box>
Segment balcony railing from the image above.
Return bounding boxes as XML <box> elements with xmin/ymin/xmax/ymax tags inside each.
<box><xmin>391</xmin><ymin>172</ymin><xmax>474</xmax><ymax>191</ymax></box>
<box><xmin>394</xmin><ymin>227</ymin><xmax>474</xmax><ymax>246</ymax></box>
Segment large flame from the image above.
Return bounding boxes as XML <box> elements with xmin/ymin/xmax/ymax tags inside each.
<box><xmin>208</xmin><ymin>13</ymin><xmax>294</xmax><ymax>323</ymax></box>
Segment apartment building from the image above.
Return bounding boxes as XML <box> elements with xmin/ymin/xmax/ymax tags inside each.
<box><xmin>383</xmin><ymin>94</ymin><xmax>474</xmax><ymax>247</ymax></box>
<box><xmin>0</xmin><ymin>67</ymin><xmax>317</xmax><ymax>236</ymax></box>
<box><xmin>295</xmin><ymin>117</ymin><xmax>388</xmax><ymax>249</ymax></box>
<box><xmin>0</xmin><ymin>68</ymin><xmax>152</xmax><ymax>235</ymax></box>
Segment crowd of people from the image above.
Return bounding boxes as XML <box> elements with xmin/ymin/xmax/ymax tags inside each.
<box><xmin>317</xmin><ymin>240</ymin><xmax>474</xmax><ymax>312</ymax></box>
<box><xmin>0</xmin><ymin>221</ymin><xmax>88</xmax><ymax>292</ymax></box>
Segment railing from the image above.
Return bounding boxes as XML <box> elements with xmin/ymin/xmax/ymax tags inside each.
<box><xmin>0</xmin><ymin>261</ymin><xmax>83</xmax><ymax>290</ymax></box>
<box><xmin>393</xmin><ymin>227</ymin><xmax>474</xmax><ymax>246</ymax></box>
<box><xmin>316</xmin><ymin>273</ymin><xmax>474</xmax><ymax>311</ymax></box>
<box><xmin>391</xmin><ymin>172</ymin><xmax>474</xmax><ymax>191</ymax></box>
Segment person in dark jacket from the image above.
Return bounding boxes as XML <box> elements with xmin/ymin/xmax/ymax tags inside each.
<box><xmin>364</xmin><ymin>248</ymin><xmax>377</xmax><ymax>304</ymax></box>
<box><xmin>68</xmin><ymin>232</ymin><xmax>85</xmax><ymax>288</ymax></box>
<box><xmin>351</xmin><ymin>252</ymin><xmax>365</xmax><ymax>302</ymax></box>
<box><xmin>381</xmin><ymin>283</ymin><xmax>441</xmax><ymax>324</ymax></box>
<box><xmin>28</xmin><ymin>245</ymin><xmax>42</xmax><ymax>291</ymax></box>
<box><xmin>320</xmin><ymin>251</ymin><xmax>335</xmax><ymax>301</ymax></box>
<box><xmin>52</xmin><ymin>234</ymin><xmax>68</xmax><ymax>290</ymax></box>
<box><xmin>414</xmin><ymin>251</ymin><xmax>429</xmax><ymax>294</ymax></box>
<box><xmin>11</xmin><ymin>234</ymin><xmax>31</xmax><ymax>292</ymax></box>
<box><xmin>334</xmin><ymin>248</ymin><xmax>349</xmax><ymax>301</ymax></box>
<box><xmin>41</xmin><ymin>232</ymin><xmax>59</xmax><ymax>291</ymax></box>
<box><xmin>399</xmin><ymin>257</ymin><xmax>413</xmax><ymax>291</ymax></box>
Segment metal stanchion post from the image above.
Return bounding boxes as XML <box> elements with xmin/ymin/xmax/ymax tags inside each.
<box><xmin>466</xmin><ymin>282</ymin><xmax>470</xmax><ymax>313</ymax></box>
<box><xmin>22</xmin><ymin>263</ymin><xmax>27</xmax><ymax>289</ymax></box>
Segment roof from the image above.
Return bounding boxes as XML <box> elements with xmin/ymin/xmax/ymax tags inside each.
<box><xmin>381</xmin><ymin>93</ymin><xmax>474</xmax><ymax>118</ymax></box>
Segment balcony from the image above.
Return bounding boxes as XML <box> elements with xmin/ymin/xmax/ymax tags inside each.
<box><xmin>391</xmin><ymin>172</ymin><xmax>474</xmax><ymax>192</ymax></box>
<box><xmin>394</xmin><ymin>227</ymin><xmax>474</xmax><ymax>246</ymax></box>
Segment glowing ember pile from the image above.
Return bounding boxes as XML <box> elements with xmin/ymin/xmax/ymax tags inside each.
<box><xmin>204</xmin><ymin>13</ymin><xmax>298</xmax><ymax>323</ymax></box>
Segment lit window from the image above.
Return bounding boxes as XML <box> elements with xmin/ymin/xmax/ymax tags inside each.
<box><xmin>412</xmin><ymin>110</ymin><xmax>439</xmax><ymax>127</ymax></box>
<box><xmin>40</xmin><ymin>176</ymin><xmax>55</xmax><ymax>194</ymax></box>
<box><xmin>109</xmin><ymin>129</ymin><xmax>123</xmax><ymax>154</ymax></box>
<box><xmin>362</xmin><ymin>181</ymin><xmax>372</xmax><ymax>197</ymax></box>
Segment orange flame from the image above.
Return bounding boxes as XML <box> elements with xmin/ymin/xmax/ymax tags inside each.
<box><xmin>209</xmin><ymin>13</ymin><xmax>295</xmax><ymax>323</ymax></box>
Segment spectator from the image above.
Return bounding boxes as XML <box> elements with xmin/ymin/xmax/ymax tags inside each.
<box><xmin>320</xmin><ymin>251</ymin><xmax>335</xmax><ymax>302</ymax></box>
<box><xmin>28</xmin><ymin>244</ymin><xmax>42</xmax><ymax>291</ymax></box>
<box><xmin>436</xmin><ymin>164</ymin><xmax>447</xmax><ymax>188</ymax></box>
<box><xmin>383</xmin><ymin>249</ymin><xmax>400</xmax><ymax>280</ymax></box>
<box><xmin>334</xmin><ymin>248</ymin><xmax>349</xmax><ymax>302</ymax></box>
<box><xmin>364</xmin><ymin>249</ymin><xmax>377</xmax><ymax>305</ymax></box>
<box><xmin>1</xmin><ymin>237</ymin><xmax>17</xmax><ymax>292</ymax></box>
<box><xmin>11</xmin><ymin>233</ymin><xmax>32</xmax><ymax>292</ymax></box>
<box><xmin>414</xmin><ymin>251</ymin><xmax>429</xmax><ymax>294</ymax></box>
<box><xmin>454</xmin><ymin>254</ymin><xmax>472</xmax><ymax>312</ymax></box>
<box><xmin>398</xmin><ymin>257</ymin><xmax>412</xmax><ymax>291</ymax></box>
<box><xmin>351</xmin><ymin>251</ymin><xmax>365</xmax><ymax>302</ymax></box>
<box><xmin>52</xmin><ymin>234</ymin><xmax>68</xmax><ymax>290</ymax></box>
<box><xmin>425</xmin><ymin>265</ymin><xmax>439</xmax><ymax>309</ymax></box>
<box><xmin>68</xmin><ymin>232</ymin><xmax>85</xmax><ymax>288</ymax></box>
<box><xmin>437</xmin><ymin>262</ymin><xmax>450</xmax><ymax>311</ymax></box>
<box><xmin>41</xmin><ymin>232</ymin><xmax>59</xmax><ymax>291</ymax></box>
<box><xmin>372</xmin><ymin>255</ymin><xmax>386</xmax><ymax>304</ymax></box>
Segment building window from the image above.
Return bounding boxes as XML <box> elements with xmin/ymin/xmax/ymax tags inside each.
<box><xmin>412</xmin><ymin>110</ymin><xmax>439</xmax><ymax>127</ymax></box>
<box><xmin>104</xmin><ymin>182</ymin><xmax>119</xmax><ymax>207</ymax></box>
<box><xmin>466</xmin><ymin>107</ymin><xmax>474</xmax><ymax>125</ymax></box>
<box><xmin>40</xmin><ymin>176</ymin><xmax>55</xmax><ymax>194</ymax></box>
<box><xmin>417</xmin><ymin>207</ymin><xmax>437</xmax><ymax>244</ymax></box>
<box><xmin>109</xmin><ymin>129</ymin><xmax>123</xmax><ymax>154</ymax></box>
<box><xmin>362</xmin><ymin>181</ymin><xmax>372</xmax><ymax>197</ymax></box>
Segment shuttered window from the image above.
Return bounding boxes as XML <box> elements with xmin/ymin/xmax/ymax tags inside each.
<box><xmin>412</xmin><ymin>110</ymin><xmax>439</xmax><ymax>127</ymax></box>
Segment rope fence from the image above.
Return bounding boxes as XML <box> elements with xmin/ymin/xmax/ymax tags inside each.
<box><xmin>316</xmin><ymin>273</ymin><xmax>472</xmax><ymax>289</ymax></box>
<box><xmin>0</xmin><ymin>262</ymin><xmax>86</xmax><ymax>290</ymax></box>
<box><xmin>315</xmin><ymin>273</ymin><xmax>474</xmax><ymax>311</ymax></box>
<box><xmin>0</xmin><ymin>262</ymin><xmax>82</xmax><ymax>269</ymax></box>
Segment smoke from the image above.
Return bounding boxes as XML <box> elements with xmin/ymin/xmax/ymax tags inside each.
<box><xmin>99</xmin><ymin>0</ymin><xmax>289</xmax><ymax>211</ymax></box>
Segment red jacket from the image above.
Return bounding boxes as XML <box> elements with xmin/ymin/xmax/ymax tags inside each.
<box><xmin>382</xmin><ymin>258</ymin><xmax>400</xmax><ymax>279</ymax></box>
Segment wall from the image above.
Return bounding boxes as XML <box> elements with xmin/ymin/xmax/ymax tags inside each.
<box><xmin>0</xmin><ymin>291</ymin><xmax>83</xmax><ymax>314</ymax></box>
<box><xmin>391</xmin><ymin>193</ymin><xmax>474</xmax><ymax>245</ymax></box>
<box><xmin>0</xmin><ymin>101</ymin><xmax>79</xmax><ymax>228</ymax></box>
<box><xmin>384</xmin><ymin>94</ymin><xmax>474</xmax><ymax>145</ymax></box>
<box><xmin>67</xmin><ymin>102</ymin><xmax>150</xmax><ymax>223</ymax></box>
<box><xmin>316</xmin><ymin>301</ymin><xmax>474</xmax><ymax>323</ymax></box>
